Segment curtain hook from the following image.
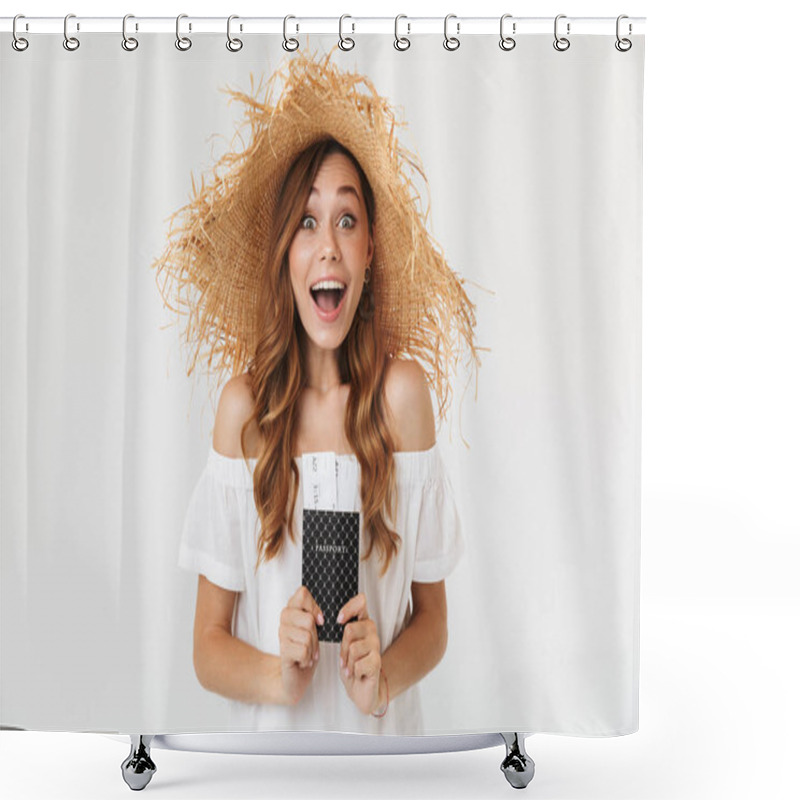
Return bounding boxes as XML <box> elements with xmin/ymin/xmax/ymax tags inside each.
<box><xmin>12</xmin><ymin>14</ymin><xmax>29</xmax><ymax>52</ymax></box>
<box><xmin>339</xmin><ymin>14</ymin><xmax>355</xmax><ymax>51</ymax></box>
<box><xmin>615</xmin><ymin>15</ymin><xmax>632</xmax><ymax>52</ymax></box>
<box><xmin>443</xmin><ymin>14</ymin><xmax>460</xmax><ymax>51</ymax></box>
<box><xmin>63</xmin><ymin>13</ymin><xmax>80</xmax><ymax>51</ymax></box>
<box><xmin>283</xmin><ymin>15</ymin><xmax>299</xmax><ymax>51</ymax></box>
<box><xmin>499</xmin><ymin>14</ymin><xmax>516</xmax><ymax>51</ymax></box>
<box><xmin>122</xmin><ymin>14</ymin><xmax>139</xmax><ymax>52</ymax></box>
<box><xmin>227</xmin><ymin>15</ymin><xmax>243</xmax><ymax>52</ymax></box>
<box><xmin>553</xmin><ymin>14</ymin><xmax>570</xmax><ymax>52</ymax></box>
<box><xmin>394</xmin><ymin>14</ymin><xmax>410</xmax><ymax>51</ymax></box>
<box><xmin>175</xmin><ymin>14</ymin><xmax>192</xmax><ymax>51</ymax></box>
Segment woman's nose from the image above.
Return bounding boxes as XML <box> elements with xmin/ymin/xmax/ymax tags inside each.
<box><xmin>318</xmin><ymin>222</ymin><xmax>340</xmax><ymax>261</ymax></box>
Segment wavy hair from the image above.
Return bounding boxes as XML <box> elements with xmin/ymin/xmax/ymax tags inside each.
<box><xmin>240</xmin><ymin>138</ymin><xmax>401</xmax><ymax>577</ymax></box>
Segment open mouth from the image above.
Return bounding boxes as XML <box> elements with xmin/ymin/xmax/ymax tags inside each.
<box><xmin>310</xmin><ymin>284</ymin><xmax>347</xmax><ymax>313</ymax></box>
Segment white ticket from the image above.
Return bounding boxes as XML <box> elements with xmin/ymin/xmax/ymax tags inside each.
<box><xmin>302</xmin><ymin>451</ymin><xmax>338</xmax><ymax>510</ymax></box>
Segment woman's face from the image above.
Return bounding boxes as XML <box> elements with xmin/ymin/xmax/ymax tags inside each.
<box><xmin>288</xmin><ymin>151</ymin><xmax>374</xmax><ymax>353</ymax></box>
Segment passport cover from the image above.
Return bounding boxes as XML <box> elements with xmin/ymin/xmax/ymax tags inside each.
<box><xmin>302</xmin><ymin>508</ymin><xmax>360</xmax><ymax>643</ymax></box>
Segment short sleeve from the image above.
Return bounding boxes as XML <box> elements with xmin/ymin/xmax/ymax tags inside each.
<box><xmin>177</xmin><ymin>449</ymin><xmax>247</xmax><ymax>592</ymax></box>
<box><xmin>410</xmin><ymin>450</ymin><xmax>465</xmax><ymax>583</ymax></box>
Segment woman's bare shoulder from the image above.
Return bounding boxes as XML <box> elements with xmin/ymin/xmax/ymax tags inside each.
<box><xmin>212</xmin><ymin>373</ymin><xmax>257</xmax><ymax>458</ymax></box>
<box><xmin>383</xmin><ymin>358</ymin><xmax>436</xmax><ymax>452</ymax></box>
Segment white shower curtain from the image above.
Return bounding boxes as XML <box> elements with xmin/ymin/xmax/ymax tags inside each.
<box><xmin>1</xmin><ymin>28</ymin><xmax>643</xmax><ymax>736</ymax></box>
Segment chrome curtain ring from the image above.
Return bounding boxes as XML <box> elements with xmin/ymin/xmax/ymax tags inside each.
<box><xmin>226</xmin><ymin>15</ymin><xmax>243</xmax><ymax>52</ymax></box>
<box><xmin>339</xmin><ymin>15</ymin><xmax>355</xmax><ymax>51</ymax></box>
<box><xmin>283</xmin><ymin>15</ymin><xmax>299</xmax><ymax>51</ymax></box>
<box><xmin>12</xmin><ymin>14</ymin><xmax>29</xmax><ymax>52</ymax></box>
<box><xmin>176</xmin><ymin>14</ymin><xmax>192</xmax><ymax>51</ymax></box>
<box><xmin>553</xmin><ymin>14</ymin><xmax>570</xmax><ymax>52</ymax></box>
<box><xmin>394</xmin><ymin>15</ymin><xmax>410</xmax><ymax>51</ymax></box>
<box><xmin>444</xmin><ymin>14</ymin><xmax>460</xmax><ymax>51</ymax></box>
<box><xmin>122</xmin><ymin>14</ymin><xmax>139</xmax><ymax>51</ymax></box>
<box><xmin>615</xmin><ymin>15</ymin><xmax>632</xmax><ymax>51</ymax></box>
<box><xmin>63</xmin><ymin>13</ymin><xmax>80</xmax><ymax>51</ymax></box>
<box><xmin>499</xmin><ymin>14</ymin><xmax>516</xmax><ymax>51</ymax></box>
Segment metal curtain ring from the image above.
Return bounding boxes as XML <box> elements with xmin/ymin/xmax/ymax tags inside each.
<box><xmin>12</xmin><ymin>14</ymin><xmax>29</xmax><ymax>51</ymax></box>
<box><xmin>283</xmin><ymin>15</ymin><xmax>299</xmax><ymax>51</ymax></box>
<box><xmin>122</xmin><ymin>14</ymin><xmax>138</xmax><ymax>51</ymax></box>
<box><xmin>339</xmin><ymin>15</ymin><xmax>355</xmax><ymax>50</ymax></box>
<box><xmin>227</xmin><ymin>15</ymin><xmax>243</xmax><ymax>52</ymax></box>
<box><xmin>553</xmin><ymin>14</ymin><xmax>570</xmax><ymax>51</ymax></box>
<box><xmin>63</xmin><ymin>13</ymin><xmax>80</xmax><ymax>51</ymax></box>
<box><xmin>444</xmin><ymin>14</ymin><xmax>460</xmax><ymax>51</ymax></box>
<box><xmin>615</xmin><ymin>15</ymin><xmax>632</xmax><ymax>51</ymax></box>
<box><xmin>176</xmin><ymin>14</ymin><xmax>192</xmax><ymax>51</ymax></box>
<box><xmin>394</xmin><ymin>15</ymin><xmax>410</xmax><ymax>51</ymax></box>
<box><xmin>499</xmin><ymin>14</ymin><xmax>516</xmax><ymax>51</ymax></box>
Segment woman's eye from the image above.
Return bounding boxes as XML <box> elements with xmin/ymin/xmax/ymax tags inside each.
<box><xmin>300</xmin><ymin>215</ymin><xmax>315</xmax><ymax>230</ymax></box>
<box><xmin>340</xmin><ymin>214</ymin><xmax>355</xmax><ymax>229</ymax></box>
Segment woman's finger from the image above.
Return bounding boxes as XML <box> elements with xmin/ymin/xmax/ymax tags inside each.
<box><xmin>282</xmin><ymin>638</ymin><xmax>315</xmax><ymax>669</ymax></box>
<box><xmin>280</xmin><ymin>612</ymin><xmax>320</xmax><ymax>665</ymax></box>
<box><xmin>282</xmin><ymin>621</ymin><xmax>320</xmax><ymax>665</ymax></box>
<box><xmin>353</xmin><ymin>650</ymin><xmax>381</xmax><ymax>682</ymax></box>
<box><xmin>337</xmin><ymin>592</ymin><xmax>368</xmax><ymax>625</ymax></box>
<box><xmin>288</xmin><ymin>585</ymin><xmax>313</xmax><ymax>608</ymax></box>
<box><xmin>342</xmin><ymin>637</ymin><xmax>373</xmax><ymax>677</ymax></box>
<box><xmin>340</xmin><ymin>619</ymin><xmax>378</xmax><ymax>669</ymax></box>
<box><xmin>280</xmin><ymin>607</ymin><xmax>319</xmax><ymax>640</ymax></box>
<box><xmin>340</xmin><ymin>618</ymin><xmax>376</xmax><ymax>647</ymax></box>
<box><xmin>287</xmin><ymin>587</ymin><xmax>324</xmax><ymax>626</ymax></box>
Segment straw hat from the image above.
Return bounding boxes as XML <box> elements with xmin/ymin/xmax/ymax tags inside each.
<box><xmin>153</xmin><ymin>45</ymin><xmax>481</xmax><ymax>421</ymax></box>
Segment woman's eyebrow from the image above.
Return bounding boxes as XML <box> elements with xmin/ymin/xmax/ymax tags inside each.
<box><xmin>308</xmin><ymin>184</ymin><xmax>360</xmax><ymax>201</ymax></box>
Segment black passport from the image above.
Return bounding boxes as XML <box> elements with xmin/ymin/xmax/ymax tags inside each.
<box><xmin>302</xmin><ymin>508</ymin><xmax>360</xmax><ymax>643</ymax></box>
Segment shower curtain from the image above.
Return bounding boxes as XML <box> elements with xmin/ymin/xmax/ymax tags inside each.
<box><xmin>0</xmin><ymin>24</ymin><xmax>644</xmax><ymax>737</ymax></box>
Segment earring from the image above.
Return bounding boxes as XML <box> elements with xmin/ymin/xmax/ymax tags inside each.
<box><xmin>364</xmin><ymin>266</ymin><xmax>371</xmax><ymax>285</ymax></box>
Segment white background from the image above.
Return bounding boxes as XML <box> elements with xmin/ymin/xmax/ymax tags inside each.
<box><xmin>1</xmin><ymin>1</ymin><xmax>798</xmax><ymax>799</ymax></box>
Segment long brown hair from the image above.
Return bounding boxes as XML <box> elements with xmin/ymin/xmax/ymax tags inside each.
<box><xmin>240</xmin><ymin>138</ymin><xmax>401</xmax><ymax>577</ymax></box>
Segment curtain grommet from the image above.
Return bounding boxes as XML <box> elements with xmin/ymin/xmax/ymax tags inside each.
<box><xmin>63</xmin><ymin>13</ymin><xmax>80</xmax><ymax>51</ymax></box>
<box><xmin>283</xmin><ymin>15</ymin><xmax>299</xmax><ymax>52</ymax></box>
<box><xmin>226</xmin><ymin>15</ymin><xmax>243</xmax><ymax>52</ymax></box>
<box><xmin>553</xmin><ymin>14</ymin><xmax>570</xmax><ymax>52</ymax></box>
<box><xmin>444</xmin><ymin>14</ymin><xmax>460</xmax><ymax>51</ymax></box>
<box><xmin>12</xmin><ymin>14</ymin><xmax>29</xmax><ymax>51</ymax></box>
<box><xmin>339</xmin><ymin>15</ymin><xmax>355</xmax><ymax>51</ymax></box>
<box><xmin>175</xmin><ymin>14</ymin><xmax>192</xmax><ymax>51</ymax></box>
<box><xmin>394</xmin><ymin>15</ymin><xmax>411</xmax><ymax>51</ymax></box>
<box><xmin>499</xmin><ymin>14</ymin><xmax>516</xmax><ymax>51</ymax></box>
<box><xmin>122</xmin><ymin>14</ymin><xmax>138</xmax><ymax>52</ymax></box>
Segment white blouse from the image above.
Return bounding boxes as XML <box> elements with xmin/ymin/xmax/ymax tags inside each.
<box><xmin>178</xmin><ymin>443</ymin><xmax>464</xmax><ymax>734</ymax></box>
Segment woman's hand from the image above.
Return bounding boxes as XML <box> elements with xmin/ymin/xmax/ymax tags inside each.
<box><xmin>338</xmin><ymin>593</ymin><xmax>383</xmax><ymax>716</ymax></box>
<box><xmin>278</xmin><ymin>586</ymin><xmax>324</xmax><ymax>705</ymax></box>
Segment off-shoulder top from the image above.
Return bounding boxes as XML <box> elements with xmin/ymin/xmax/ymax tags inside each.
<box><xmin>178</xmin><ymin>443</ymin><xmax>464</xmax><ymax>734</ymax></box>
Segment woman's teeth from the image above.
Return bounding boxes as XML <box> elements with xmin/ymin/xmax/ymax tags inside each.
<box><xmin>311</xmin><ymin>283</ymin><xmax>346</xmax><ymax>312</ymax></box>
<box><xmin>312</xmin><ymin>279</ymin><xmax>346</xmax><ymax>291</ymax></box>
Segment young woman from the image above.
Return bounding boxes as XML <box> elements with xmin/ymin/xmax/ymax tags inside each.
<box><xmin>155</xmin><ymin>50</ymin><xmax>479</xmax><ymax>734</ymax></box>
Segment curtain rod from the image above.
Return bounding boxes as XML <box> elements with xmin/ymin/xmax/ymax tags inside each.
<box><xmin>1</xmin><ymin>16</ymin><xmax>646</xmax><ymax>36</ymax></box>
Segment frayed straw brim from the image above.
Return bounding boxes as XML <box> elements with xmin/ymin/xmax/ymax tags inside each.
<box><xmin>152</xmin><ymin>45</ymin><xmax>481</xmax><ymax>422</ymax></box>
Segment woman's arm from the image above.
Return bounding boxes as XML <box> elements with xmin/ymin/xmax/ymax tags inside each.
<box><xmin>193</xmin><ymin>575</ymin><xmax>291</xmax><ymax>705</ymax></box>
<box><xmin>378</xmin><ymin>580</ymin><xmax>448</xmax><ymax>706</ymax></box>
<box><xmin>378</xmin><ymin>359</ymin><xmax>448</xmax><ymax>705</ymax></box>
<box><xmin>192</xmin><ymin>374</ymin><xmax>292</xmax><ymax>706</ymax></box>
